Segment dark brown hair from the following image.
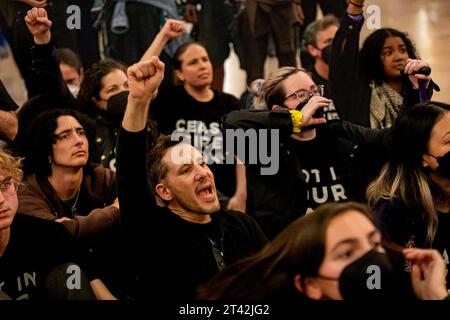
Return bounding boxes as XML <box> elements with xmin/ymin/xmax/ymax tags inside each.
<box><xmin>55</xmin><ymin>48</ymin><xmax>83</xmax><ymax>74</ymax></box>
<box><xmin>147</xmin><ymin>135</ymin><xmax>184</xmax><ymax>188</ymax></box>
<box><xmin>78</xmin><ymin>59</ymin><xmax>127</xmax><ymax>111</ymax></box>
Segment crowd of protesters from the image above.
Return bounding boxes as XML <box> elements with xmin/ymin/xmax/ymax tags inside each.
<box><xmin>0</xmin><ymin>0</ymin><xmax>448</xmax><ymax>302</ymax></box>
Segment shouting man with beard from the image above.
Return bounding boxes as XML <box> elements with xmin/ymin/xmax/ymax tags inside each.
<box><xmin>116</xmin><ymin>57</ymin><xmax>268</xmax><ymax>300</ymax></box>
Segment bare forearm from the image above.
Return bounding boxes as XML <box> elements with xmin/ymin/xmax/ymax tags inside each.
<box><xmin>0</xmin><ymin>111</ymin><xmax>18</xmax><ymax>141</ymax></box>
<box><xmin>90</xmin><ymin>279</ymin><xmax>117</xmax><ymax>300</ymax></box>
<box><xmin>140</xmin><ymin>32</ymin><xmax>169</xmax><ymax>62</ymax></box>
<box><xmin>33</xmin><ymin>31</ymin><xmax>51</xmax><ymax>45</ymax></box>
<box><xmin>235</xmin><ymin>162</ymin><xmax>247</xmax><ymax>196</ymax></box>
<box><xmin>123</xmin><ymin>57</ymin><xmax>164</xmax><ymax>131</ymax></box>
<box><xmin>226</xmin><ymin>161</ymin><xmax>247</xmax><ymax>213</ymax></box>
<box><xmin>122</xmin><ymin>97</ymin><xmax>151</xmax><ymax>132</ymax></box>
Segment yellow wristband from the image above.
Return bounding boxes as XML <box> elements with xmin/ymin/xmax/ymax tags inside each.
<box><xmin>289</xmin><ymin>110</ymin><xmax>302</xmax><ymax>133</ymax></box>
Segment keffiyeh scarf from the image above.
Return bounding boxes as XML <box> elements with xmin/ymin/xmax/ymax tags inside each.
<box><xmin>369</xmin><ymin>81</ymin><xmax>403</xmax><ymax>129</ymax></box>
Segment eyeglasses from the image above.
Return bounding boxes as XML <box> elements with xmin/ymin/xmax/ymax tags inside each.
<box><xmin>0</xmin><ymin>176</ymin><xmax>17</xmax><ymax>194</ymax></box>
<box><xmin>284</xmin><ymin>85</ymin><xmax>324</xmax><ymax>103</ymax></box>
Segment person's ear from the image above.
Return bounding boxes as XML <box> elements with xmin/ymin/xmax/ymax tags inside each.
<box><xmin>92</xmin><ymin>96</ymin><xmax>101</xmax><ymax>106</ymax></box>
<box><xmin>175</xmin><ymin>69</ymin><xmax>185</xmax><ymax>82</ymax></box>
<box><xmin>422</xmin><ymin>154</ymin><xmax>433</xmax><ymax>168</ymax></box>
<box><xmin>155</xmin><ymin>183</ymin><xmax>173</xmax><ymax>201</ymax></box>
<box><xmin>307</xmin><ymin>44</ymin><xmax>321</xmax><ymax>58</ymax></box>
<box><xmin>294</xmin><ymin>275</ymin><xmax>323</xmax><ymax>300</ymax></box>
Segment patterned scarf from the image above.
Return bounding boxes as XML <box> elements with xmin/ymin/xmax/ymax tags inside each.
<box><xmin>369</xmin><ymin>81</ymin><xmax>403</xmax><ymax>129</ymax></box>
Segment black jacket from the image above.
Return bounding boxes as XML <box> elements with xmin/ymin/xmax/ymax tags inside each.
<box><xmin>116</xmin><ymin>127</ymin><xmax>268</xmax><ymax>299</ymax></box>
<box><xmin>223</xmin><ymin>109</ymin><xmax>391</xmax><ymax>239</ymax></box>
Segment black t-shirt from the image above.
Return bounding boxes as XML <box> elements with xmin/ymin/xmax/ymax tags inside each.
<box><xmin>0</xmin><ymin>215</ymin><xmax>93</xmax><ymax>300</ymax></box>
<box><xmin>151</xmin><ymin>86</ymin><xmax>242</xmax><ymax>197</ymax></box>
<box><xmin>294</xmin><ymin>130</ymin><xmax>349</xmax><ymax>213</ymax></box>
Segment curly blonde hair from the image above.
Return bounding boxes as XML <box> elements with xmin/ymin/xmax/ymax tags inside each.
<box><xmin>0</xmin><ymin>149</ymin><xmax>23</xmax><ymax>183</ymax></box>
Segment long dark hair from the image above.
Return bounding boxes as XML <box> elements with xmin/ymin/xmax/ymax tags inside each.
<box><xmin>78</xmin><ymin>59</ymin><xmax>127</xmax><ymax>112</ymax></box>
<box><xmin>197</xmin><ymin>202</ymin><xmax>374</xmax><ymax>300</ymax></box>
<box><xmin>368</xmin><ymin>101</ymin><xmax>450</xmax><ymax>245</ymax></box>
<box><xmin>360</xmin><ymin>28</ymin><xmax>418</xmax><ymax>84</ymax></box>
<box><xmin>28</xmin><ymin>109</ymin><xmax>96</xmax><ymax>177</ymax></box>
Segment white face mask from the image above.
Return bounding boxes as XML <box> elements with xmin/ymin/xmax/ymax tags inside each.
<box><xmin>67</xmin><ymin>84</ymin><xmax>80</xmax><ymax>98</ymax></box>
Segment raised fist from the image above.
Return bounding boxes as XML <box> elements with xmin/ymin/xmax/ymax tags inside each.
<box><xmin>24</xmin><ymin>7</ymin><xmax>52</xmax><ymax>44</ymax></box>
<box><xmin>161</xmin><ymin>19</ymin><xmax>186</xmax><ymax>40</ymax></box>
<box><xmin>127</xmin><ymin>56</ymin><xmax>165</xmax><ymax>103</ymax></box>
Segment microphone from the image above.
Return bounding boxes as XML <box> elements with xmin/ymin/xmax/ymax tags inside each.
<box><xmin>413</xmin><ymin>67</ymin><xmax>431</xmax><ymax>102</ymax></box>
<box><xmin>411</xmin><ymin>66</ymin><xmax>431</xmax><ymax>76</ymax></box>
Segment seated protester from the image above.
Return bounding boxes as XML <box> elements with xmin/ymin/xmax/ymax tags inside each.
<box><xmin>77</xmin><ymin>59</ymin><xmax>129</xmax><ymax>170</ymax></box>
<box><xmin>241</xmin><ymin>15</ymin><xmax>342</xmax><ymax>120</ymax></box>
<box><xmin>116</xmin><ymin>57</ymin><xmax>268</xmax><ymax>299</ymax></box>
<box><xmin>224</xmin><ymin>66</ymin><xmax>391</xmax><ymax>239</ymax></box>
<box><xmin>183</xmin><ymin>0</ymin><xmax>238</xmax><ymax>91</ymax></box>
<box><xmin>302</xmin><ymin>15</ymin><xmax>340</xmax><ymax>121</ymax></box>
<box><xmin>138</xmin><ymin>19</ymin><xmax>246</xmax><ymax>213</ymax></box>
<box><xmin>0</xmin><ymin>80</ymin><xmax>18</xmax><ymax>146</ymax></box>
<box><xmin>367</xmin><ymin>101</ymin><xmax>450</xmax><ymax>286</ymax></box>
<box><xmin>17</xmin><ymin>109</ymin><xmax>118</xmax><ymax>238</ymax></box>
<box><xmin>298</xmin><ymin>0</ymin><xmax>347</xmax><ymax>70</ymax></box>
<box><xmin>198</xmin><ymin>202</ymin><xmax>449</xmax><ymax>301</ymax></box>
<box><xmin>329</xmin><ymin>0</ymin><xmax>439</xmax><ymax>128</ymax></box>
<box><xmin>12</xmin><ymin>7</ymin><xmax>128</xmax><ymax>173</ymax></box>
<box><xmin>16</xmin><ymin>109</ymin><xmax>127</xmax><ymax>298</ymax></box>
<box><xmin>302</xmin><ymin>15</ymin><xmax>339</xmax><ymax>96</ymax></box>
<box><xmin>0</xmin><ymin>149</ymin><xmax>115</xmax><ymax>300</ymax></box>
<box><xmin>55</xmin><ymin>48</ymin><xmax>83</xmax><ymax>98</ymax></box>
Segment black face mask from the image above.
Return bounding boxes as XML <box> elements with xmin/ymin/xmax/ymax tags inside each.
<box><xmin>107</xmin><ymin>90</ymin><xmax>129</xmax><ymax>127</ymax></box>
<box><xmin>293</xmin><ymin>100</ymin><xmax>308</xmax><ymax>112</ymax></box>
<box><xmin>318</xmin><ymin>249</ymin><xmax>396</xmax><ymax>300</ymax></box>
<box><xmin>290</xmin><ymin>99</ymin><xmax>324</xmax><ymax>119</ymax></box>
<box><xmin>429</xmin><ymin>151</ymin><xmax>450</xmax><ymax>179</ymax></box>
<box><xmin>320</xmin><ymin>44</ymin><xmax>332</xmax><ymax>65</ymax></box>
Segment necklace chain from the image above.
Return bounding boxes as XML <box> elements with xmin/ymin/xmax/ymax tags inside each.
<box><xmin>70</xmin><ymin>189</ymin><xmax>81</xmax><ymax>217</ymax></box>
<box><xmin>206</xmin><ymin>236</ymin><xmax>226</xmax><ymax>271</ymax></box>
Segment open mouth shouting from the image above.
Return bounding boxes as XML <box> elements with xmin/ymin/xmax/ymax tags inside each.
<box><xmin>196</xmin><ymin>183</ymin><xmax>216</xmax><ymax>201</ymax></box>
